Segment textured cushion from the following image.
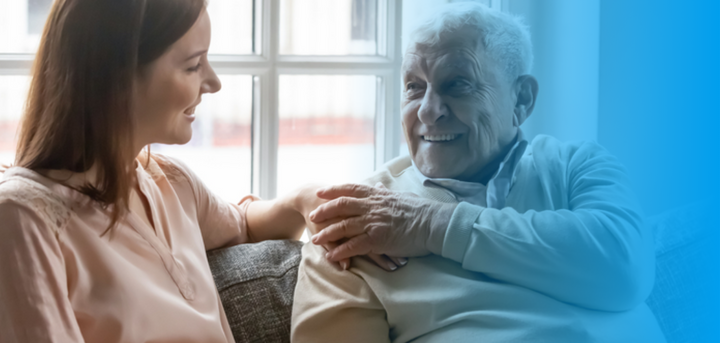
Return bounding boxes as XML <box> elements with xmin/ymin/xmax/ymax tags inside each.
<box><xmin>645</xmin><ymin>203</ymin><xmax>720</xmax><ymax>343</ymax></box>
<box><xmin>207</xmin><ymin>240</ymin><xmax>303</xmax><ymax>343</ymax></box>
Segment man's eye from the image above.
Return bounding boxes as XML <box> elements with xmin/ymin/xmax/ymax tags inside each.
<box><xmin>406</xmin><ymin>82</ymin><xmax>422</xmax><ymax>91</ymax></box>
<box><xmin>446</xmin><ymin>79</ymin><xmax>472</xmax><ymax>93</ymax></box>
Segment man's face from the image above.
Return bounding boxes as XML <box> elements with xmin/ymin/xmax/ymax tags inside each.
<box><xmin>401</xmin><ymin>30</ymin><xmax>520</xmax><ymax>181</ymax></box>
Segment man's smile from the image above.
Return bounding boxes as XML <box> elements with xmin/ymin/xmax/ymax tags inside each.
<box><xmin>422</xmin><ymin>134</ymin><xmax>461</xmax><ymax>142</ymax></box>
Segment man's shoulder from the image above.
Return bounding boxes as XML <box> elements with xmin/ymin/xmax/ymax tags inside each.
<box><xmin>362</xmin><ymin>155</ymin><xmax>418</xmax><ymax>190</ymax></box>
<box><xmin>528</xmin><ymin>134</ymin><xmax>613</xmax><ymax>165</ymax></box>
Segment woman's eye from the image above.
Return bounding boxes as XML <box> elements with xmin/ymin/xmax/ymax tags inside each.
<box><xmin>187</xmin><ymin>63</ymin><xmax>202</xmax><ymax>73</ymax></box>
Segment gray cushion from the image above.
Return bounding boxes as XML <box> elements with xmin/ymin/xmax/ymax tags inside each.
<box><xmin>207</xmin><ymin>240</ymin><xmax>303</xmax><ymax>343</ymax></box>
<box><xmin>645</xmin><ymin>203</ymin><xmax>720</xmax><ymax>343</ymax></box>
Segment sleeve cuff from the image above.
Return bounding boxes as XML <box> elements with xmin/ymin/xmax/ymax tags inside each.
<box><xmin>442</xmin><ymin>202</ymin><xmax>484</xmax><ymax>263</ymax></box>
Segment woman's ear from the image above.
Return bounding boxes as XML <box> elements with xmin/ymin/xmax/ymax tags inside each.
<box><xmin>513</xmin><ymin>75</ymin><xmax>539</xmax><ymax>127</ymax></box>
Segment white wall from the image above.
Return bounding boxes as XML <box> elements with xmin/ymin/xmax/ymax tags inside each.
<box><xmin>507</xmin><ymin>0</ymin><xmax>600</xmax><ymax>142</ymax></box>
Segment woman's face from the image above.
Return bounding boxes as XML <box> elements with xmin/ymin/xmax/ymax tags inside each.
<box><xmin>133</xmin><ymin>10</ymin><xmax>221</xmax><ymax>148</ymax></box>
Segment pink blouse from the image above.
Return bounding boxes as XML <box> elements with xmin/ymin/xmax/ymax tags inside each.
<box><xmin>0</xmin><ymin>153</ymin><xmax>256</xmax><ymax>343</ymax></box>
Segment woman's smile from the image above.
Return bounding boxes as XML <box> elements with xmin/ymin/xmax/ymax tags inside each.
<box><xmin>184</xmin><ymin>100</ymin><xmax>201</xmax><ymax>121</ymax></box>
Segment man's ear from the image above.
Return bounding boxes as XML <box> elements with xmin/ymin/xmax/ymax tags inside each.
<box><xmin>513</xmin><ymin>75</ymin><xmax>539</xmax><ymax>127</ymax></box>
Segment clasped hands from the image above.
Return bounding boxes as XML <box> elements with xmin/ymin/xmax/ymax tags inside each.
<box><xmin>298</xmin><ymin>183</ymin><xmax>456</xmax><ymax>272</ymax></box>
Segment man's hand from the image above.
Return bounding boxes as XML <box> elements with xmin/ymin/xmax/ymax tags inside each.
<box><xmin>292</xmin><ymin>184</ymin><xmax>407</xmax><ymax>271</ymax></box>
<box><xmin>309</xmin><ymin>183</ymin><xmax>457</xmax><ymax>262</ymax></box>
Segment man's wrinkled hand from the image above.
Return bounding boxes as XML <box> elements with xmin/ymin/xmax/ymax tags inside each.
<box><xmin>294</xmin><ymin>184</ymin><xmax>407</xmax><ymax>272</ymax></box>
<box><xmin>308</xmin><ymin>183</ymin><xmax>456</xmax><ymax>262</ymax></box>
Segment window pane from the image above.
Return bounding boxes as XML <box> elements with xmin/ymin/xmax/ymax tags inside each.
<box><xmin>207</xmin><ymin>0</ymin><xmax>255</xmax><ymax>55</ymax></box>
<box><xmin>0</xmin><ymin>0</ymin><xmax>52</xmax><ymax>53</ymax></box>
<box><xmin>0</xmin><ymin>76</ymin><xmax>31</xmax><ymax>166</ymax></box>
<box><xmin>277</xmin><ymin>75</ymin><xmax>376</xmax><ymax>196</ymax></box>
<box><xmin>0</xmin><ymin>0</ymin><xmax>255</xmax><ymax>55</ymax></box>
<box><xmin>280</xmin><ymin>0</ymin><xmax>377</xmax><ymax>55</ymax></box>
<box><xmin>153</xmin><ymin>75</ymin><xmax>253</xmax><ymax>202</ymax></box>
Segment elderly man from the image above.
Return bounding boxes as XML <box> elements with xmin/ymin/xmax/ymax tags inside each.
<box><xmin>291</xmin><ymin>3</ymin><xmax>665</xmax><ymax>342</ymax></box>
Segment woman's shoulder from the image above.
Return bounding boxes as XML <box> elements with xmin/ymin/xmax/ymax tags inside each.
<box><xmin>138</xmin><ymin>152</ymin><xmax>196</xmax><ymax>185</ymax></box>
<box><xmin>0</xmin><ymin>169</ymin><xmax>72</xmax><ymax>233</ymax></box>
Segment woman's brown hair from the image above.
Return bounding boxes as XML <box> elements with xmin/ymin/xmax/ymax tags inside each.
<box><xmin>15</xmin><ymin>0</ymin><xmax>206</xmax><ymax>229</ymax></box>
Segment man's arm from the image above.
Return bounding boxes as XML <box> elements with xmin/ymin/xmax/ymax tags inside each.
<box><xmin>438</xmin><ymin>141</ymin><xmax>654</xmax><ymax>311</ymax></box>
<box><xmin>291</xmin><ymin>243</ymin><xmax>391</xmax><ymax>343</ymax></box>
<box><xmin>311</xmin><ymin>142</ymin><xmax>654</xmax><ymax>312</ymax></box>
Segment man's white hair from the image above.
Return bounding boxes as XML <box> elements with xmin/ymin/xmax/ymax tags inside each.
<box><xmin>410</xmin><ymin>2</ymin><xmax>533</xmax><ymax>81</ymax></box>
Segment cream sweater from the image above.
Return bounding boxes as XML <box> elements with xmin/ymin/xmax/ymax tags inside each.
<box><xmin>291</xmin><ymin>135</ymin><xmax>665</xmax><ymax>343</ymax></box>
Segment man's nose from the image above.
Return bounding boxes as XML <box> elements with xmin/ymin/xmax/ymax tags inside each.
<box><xmin>417</xmin><ymin>85</ymin><xmax>448</xmax><ymax>124</ymax></box>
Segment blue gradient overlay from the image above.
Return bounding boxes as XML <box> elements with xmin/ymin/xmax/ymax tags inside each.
<box><xmin>598</xmin><ymin>0</ymin><xmax>719</xmax><ymax>341</ymax></box>
<box><xmin>411</xmin><ymin>0</ymin><xmax>719</xmax><ymax>341</ymax></box>
<box><xmin>600</xmin><ymin>0</ymin><xmax>717</xmax><ymax>341</ymax></box>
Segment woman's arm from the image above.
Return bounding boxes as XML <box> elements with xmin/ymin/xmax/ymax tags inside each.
<box><xmin>245</xmin><ymin>184</ymin><xmax>324</xmax><ymax>242</ymax></box>
<box><xmin>160</xmin><ymin>154</ymin><xmax>411</xmax><ymax>271</ymax></box>
<box><xmin>155</xmin><ymin>155</ymin><xmax>319</xmax><ymax>249</ymax></box>
<box><xmin>0</xmin><ymin>200</ymin><xmax>85</xmax><ymax>342</ymax></box>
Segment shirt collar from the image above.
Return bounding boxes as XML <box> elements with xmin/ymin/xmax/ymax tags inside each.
<box><xmin>412</xmin><ymin>129</ymin><xmax>528</xmax><ymax>198</ymax></box>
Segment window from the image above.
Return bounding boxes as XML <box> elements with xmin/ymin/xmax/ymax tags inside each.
<box><xmin>0</xmin><ymin>0</ymin><xmax>404</xmax><ymax>203</ymax></box>
<box><xmin>280</xmin><ymin>0</ymin><xmax>379</xmax><ymax>55</ymax></box>
<box><xmin>0</xmin><ymin>0</ymin><xmax>506</xmax><ymax>201</ymax></box>
<box><xmin>0</xmin><ymin>76</ymin><xmax>30</xmax><ymax>166</ymax></box>
<box><xmin>276</xmin><ymin>74</ymin><xmax>377</xmax><ymax>196</ymax></box>
<box><xmin>28</xmin><ymin>0</ymin><xmax>53</xmax><ymax>35</ymax></box>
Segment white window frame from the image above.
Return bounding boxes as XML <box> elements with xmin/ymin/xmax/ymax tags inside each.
<box><xmin>0</xmin><ymin>0</ymin><xmax>505</xmax><ymax>199</ymax></box>
<box><xmin>0</xmin><ymin>0</ymin><xmax>403</xmax><ymax>200</ymax></box>
<box><xmin>222</xmin><ymin>0</ymin><xmax>405</xmax><ymax>199</ymax></box>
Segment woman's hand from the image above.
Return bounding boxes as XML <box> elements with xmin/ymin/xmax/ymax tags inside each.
<box><xmin>291</xmin><ymin>184</ymin><xmax>407</xmax><ymax>272</ymax></box>
<box><xmin>289</xmin><ymin>183</ymin><xmax>331</xmax><ymax>233</ymax></box>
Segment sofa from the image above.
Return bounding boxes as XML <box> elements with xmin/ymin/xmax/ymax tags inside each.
<box><xmin>207</xmin><ymin>203</ymin><xmax>719</xmax><ymax>343</ymax></box>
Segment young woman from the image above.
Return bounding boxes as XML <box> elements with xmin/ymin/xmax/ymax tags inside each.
<box><xmin>0</xmin><ymin>0</ymin><xmax>322</xmax><ymax>341</ymax></box>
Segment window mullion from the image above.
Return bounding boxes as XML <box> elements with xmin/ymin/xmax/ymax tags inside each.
<box><xmin>255</xmin><ymin>0</ymin><xmax>403</xmax><ymax>198</ymax></box>
<box><xmin>253</xmin><ymin>0</ymin><xmax>280</xmax><ymax>199</ymax></box>
<box><xmin>377</xmin><ymin>0</ymin><xmax>389</xmax><ymax>57</ymax></box>
<box><xmin>374</xmin><ymin>75</ymin><xmax>387</xmax><ymax>170</ymax></box>
<box><xmin>379</xmin><ymin>0</ymin><xmax>403</xmax><ymax>165</ymax></box>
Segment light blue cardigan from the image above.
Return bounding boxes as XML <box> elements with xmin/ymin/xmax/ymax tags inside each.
<box><xmin>291</xmin><ymin>135</ymin><xmax>665</xmax><ymax>343</ymax></box>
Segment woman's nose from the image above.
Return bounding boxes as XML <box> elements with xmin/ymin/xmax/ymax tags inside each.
<box><xmin>203</xmin><ymin>66</ymin><xmax>222</xmax><ymax>94</ymax></box>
